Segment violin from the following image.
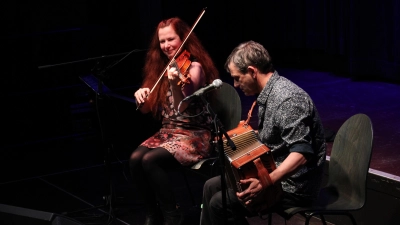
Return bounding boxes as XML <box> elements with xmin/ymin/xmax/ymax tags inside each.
<box><xmin>169</xmin><ymin>49</ymin><xmax>191</xmax><ymax>87</ymax></box>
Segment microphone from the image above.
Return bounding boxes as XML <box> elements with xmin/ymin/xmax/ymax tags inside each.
<box><xmin>182</xmin><ymin>79</ymin><xmax>223</xmax><ymax>101</ymax></box>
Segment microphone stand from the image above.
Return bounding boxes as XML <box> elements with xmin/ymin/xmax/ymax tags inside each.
<box><xmin>200</xmin><ymin>95</ymin><xmax>236</xmax><ymax>225</ymax></box>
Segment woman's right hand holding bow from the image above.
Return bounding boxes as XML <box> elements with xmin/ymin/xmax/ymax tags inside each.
<box><xmin>134</xmin><ymin>88</ymin><xmax>150</xmax><ymax>105</ymax></box>
<box><xmin>135</xmin><ymin>88</ymin><xmax>151</xmax><ymax>113</ymax></box>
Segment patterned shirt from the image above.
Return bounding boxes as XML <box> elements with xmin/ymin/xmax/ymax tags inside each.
<box><xmin>257</xmin><ymin>71</ymin><xmax>326</xmax><ymax>200</ymax></box>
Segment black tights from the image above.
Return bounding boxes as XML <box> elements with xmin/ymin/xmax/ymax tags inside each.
<box><xmin>129</xmin><ymin>146</ymin><xmax>181</xmax><ymax>211</ymax></box>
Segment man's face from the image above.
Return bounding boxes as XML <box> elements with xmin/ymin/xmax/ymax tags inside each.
<box><xmin>228</xmin><ymin>62</ymin><xmax>257</xmax><ymax>96</ymax></box>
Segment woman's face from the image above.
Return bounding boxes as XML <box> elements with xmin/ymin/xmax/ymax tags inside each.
<box><xmin>158</xmin><ymin>25</ymin><xmax>182</xmax><ymax>59</ymax></box>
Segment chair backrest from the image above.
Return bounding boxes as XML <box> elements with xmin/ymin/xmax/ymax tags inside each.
<box><xmin>187</xmin><ymin>82</ymin><xmax>241</xmax><ymax>172</ymax></box>
<box><xmin>327</xmin><ymin>113</ymin><xmax>373</xmax><ymax>209</ymax></box>
<box><xmin>208</xmin><ymin>82</ymin><xmax>242</xmax><ymax>131</ymax></box>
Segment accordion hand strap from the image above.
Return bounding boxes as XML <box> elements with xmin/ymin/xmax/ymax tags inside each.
<box><xmin>253</xmin><ymin>158</ymin><xmax>273</xmax><ymax>188</ymax></box>
<box><xmin>245</xmin><ymin>100</ymin><xmax>257</xmax><ymax>125</ymax></box>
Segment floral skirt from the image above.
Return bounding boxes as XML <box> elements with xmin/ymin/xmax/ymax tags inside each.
<box><xmin>140</xmin><ymin>127</ymin><xmax>212</xmax><ymax>166</ymax></box>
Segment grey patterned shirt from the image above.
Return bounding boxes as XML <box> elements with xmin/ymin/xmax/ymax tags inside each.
<box><xmin>257</xmin><ymin>71</ymin><xmax>326</xmax><ymax>200</ymax></box>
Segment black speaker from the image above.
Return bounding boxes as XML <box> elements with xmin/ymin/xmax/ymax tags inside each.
<box><xmin>0</xmin><ymin>203</ymin><xmax>84</xmax><ymax>225</ymax></box>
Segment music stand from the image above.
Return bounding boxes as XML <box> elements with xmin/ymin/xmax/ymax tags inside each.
<box><xmin>37</xmin><ymin>49</ymin><xmax>145</xmax><ymax>223</ymax></box>
<box><xmin>42</xmin><ymin>52</ymin><xmax>141</xmax><ymax>222</ymax></box>
<box><xmin>74</xmin><ymin>73</ymin><xmax>138</xmax><ymax>220</ymax></box>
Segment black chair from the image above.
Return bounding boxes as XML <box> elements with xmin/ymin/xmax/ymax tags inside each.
<box><xmin>266</xmin><ymin>113</ymin><xmax>373</xmax><ymax>225</ymax></box>
<box><xmin>192</xmin><ymin>82</ymin><xmax>242</xmax><ymax>173</ymax></box>
<box><xmin>182</xmin><ymin>82</ymin><xmax>242</xmax><ymax>206</ymax></box>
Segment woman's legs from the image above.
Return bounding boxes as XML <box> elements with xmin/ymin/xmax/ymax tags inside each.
<box><xmin>129</xmin><ymin>146</ymin><xmax>182</xmax><ymax>224</ymax></box>
<box><xmin>130</xmin><ymin>146</ymin><xmax>161</xmax><ymax>224</ymax></box>
<box><xmin>140</xmin><ymin>147</ymin><xmax>181</xmax><ymax>209</ymax></box>
<box><xmin>140</xmin><ymin>147</ymin><xmax>183</xmax><ymax>225</ymax></box>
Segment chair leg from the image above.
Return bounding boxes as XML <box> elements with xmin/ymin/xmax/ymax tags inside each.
<box><xmin>305</xmin><ymin>213</ymin><xmax>328</xmax><ymax>225</ymax></box>
<box><xmin>257</xmin><ymin>212</ymin><xmax>272</xmax><ymax>224</ymax></box>
<box><xmin>344</xmin><ymin>212</ymin><xmax>357</xmax><ymax>225</ymax></box>
<box><xmin>268</xmin><ymin>213</ymin><xmax>272</xmax><ymax>225</ymax></box>
<box><xmin>319</xmin><ymin>215</ymin><xmax>328</xmax><ymax>225</ymax></box>
<box><xmin>305</xmin><ymin>214</ymin><xmax>312</xmax><ymax>225</ymax></box>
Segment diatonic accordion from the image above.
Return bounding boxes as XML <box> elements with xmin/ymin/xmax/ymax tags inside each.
<box><xmin>222</xmin><ymin>120</ymin><xmax>283</xmax><ymax>214</ymax></box>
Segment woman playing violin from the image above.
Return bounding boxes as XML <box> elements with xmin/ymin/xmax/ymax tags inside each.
<box><xmin>130</xmin><ymin>17</ymin><xmax>219</xmax><ymax>225</ymax></box>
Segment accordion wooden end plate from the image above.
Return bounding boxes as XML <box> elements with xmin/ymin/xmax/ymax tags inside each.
<box><xmin>222</xmin><ymin>120</ymin><xmax>283</xmax><ymax>214</ymax></box>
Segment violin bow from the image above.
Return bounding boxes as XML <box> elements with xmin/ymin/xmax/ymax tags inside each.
<box><xmin>136</xmin><ymin>7</ymin><xmax>207</xmax><ymax>110</ymax></box>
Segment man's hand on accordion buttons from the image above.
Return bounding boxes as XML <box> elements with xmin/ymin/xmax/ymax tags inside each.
<box><xmin>236</xmin><ymin>178</ymin><xmax>263</xmax><ymax>206</ymax></box>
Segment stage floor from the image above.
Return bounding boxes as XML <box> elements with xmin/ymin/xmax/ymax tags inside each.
<box><xmin>275</xmin><ymin>67</ymin><xmax>400</xmax><ymax>178</ymax></box>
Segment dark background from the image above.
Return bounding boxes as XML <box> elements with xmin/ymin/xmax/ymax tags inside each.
<box><xmin>2</xmin><ymin>0</ymin><xmax>400</xmax><ymax>182</ymax></box>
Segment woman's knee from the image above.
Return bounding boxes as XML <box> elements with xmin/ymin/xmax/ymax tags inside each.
<box><xmin>129</xmin><ymin>146</ymin><xmax>149</xmax><ymax>170</ymax></box>
<box><xmin>141</xmin><ymin>147</ymin><xmax>178</xmax><ymax>171</ymax></box>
